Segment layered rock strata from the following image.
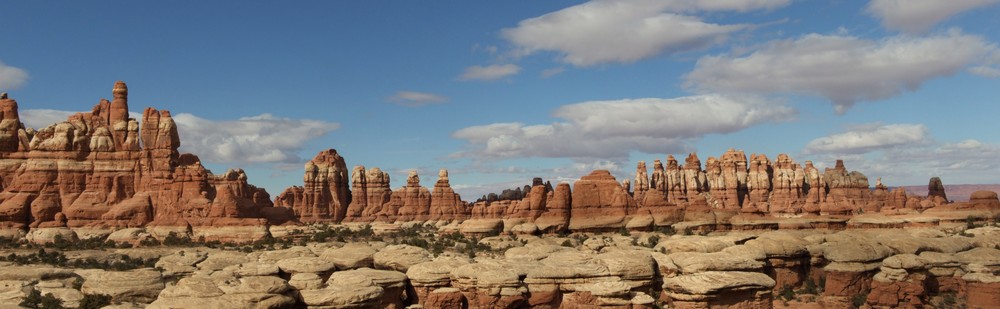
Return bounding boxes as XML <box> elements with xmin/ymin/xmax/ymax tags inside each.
<box><xmin>1</xmin><ymin>81</ymin><xmax>994</xmax><ymax>243</ymax></box>
<box><xmin>3</xmin><ymin>225</ymin><xmax>998</xmax><ymax>308</ymax></box>
<box><xmin>278</xmin><ymin>163</ymin><xmax>468</xmax><ymax>224</ymax></box>
<box><xmin>276</xmin><ymin>147</ymin><xmax>995</xmax><ymax>235</ymax></box>
<box><xmin>274</xmin><ymin>149</ymin><xmax>350</xmax><ymax>222</ymax></box>
<box><xmin>0</xmin><ymin>82</ymin><xmax>287</xmax><ymax>242</ymax></box>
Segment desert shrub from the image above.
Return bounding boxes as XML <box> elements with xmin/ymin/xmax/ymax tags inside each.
<box><xmin>0</xmin><ymin>248</ymin><xmax>156</xmax><ymax>271</ymax></box>
<box><xmin>658</xmin><ymin>225</ymin><xmax>676</xmax><ymax>236</ymax></box>
<box><xmin>401</xmin><ymin>237</ymin><xmax>429</xmax><ymax>249</ymax></box>
<box><xmin>646</xmin><ymin>235</ymin><xmax>660</xmax><ymax>248</ymax></box>
<box><xmin>850</xmin><ymin>292</ymin><xmax>868</xmax><ymax>309</ymax></box>
<box><xmin>779</xmin><ymin>285</ymin><xmax>795</xmax><ymax>301</ymax></box>
<box><xmin>801</xmin><ymin>278</ymin><xmax>819</xmax><ymax>295</ymax></box>
<box><xmin>163</xmin><ymin>231</ymin><xmax>193</xmax><ymax>246</ymax></box>
<box><xmin>78</xmin><ymin>294</ymin><xmax>112</xmax><ymax>309</ymax></box>
<box><xmin>556</xmin><ymin>228</ymin><xmax>570</xmax><ymax>237</ymax></box>
<box><xmin>940</xmin><ymin>292</ymin><xmax>958</xmax><ymax>308</ymax></box>
<box><xmin>139</xmin><ymin>237</ymin><xmax>161</xmax><ymax>247</ymax></box>
<box><xmin>20</xmin><ymin>290</ymin><xmax>64</xmax><ymax>309</ymax></box>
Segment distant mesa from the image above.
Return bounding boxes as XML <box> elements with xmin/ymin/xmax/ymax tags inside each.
<box><xmin>0</xmin><ymin>82</ymin><xmax>998</xmax><ymax>243</ymax></box>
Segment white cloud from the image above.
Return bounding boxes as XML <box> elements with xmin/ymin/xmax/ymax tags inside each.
<box><xmin>449</xmin><ymin>160</ymin><xmax>628</xmax><ymax>199</ymax></box>
<box><xmin>452</xmin><ymin>95</ymin><xmax>794</xmax><ymax>160</ymax></box>
<box><xmin>172</xmin><ymin>113</ymin><xmax>339</xmax><ymax>164</ymax></box>
<box><xmin>387</xmin><ymin>91</ymin><xmax>448</xmax><ymax>107</ymax></box>
<box><xmin>668</xmin><ymin>0</ymin><xmax>792</xmax><ymax>12</ymax></box>
<box><xmin>20</xmin><ymin>109</ymin><xmax>78</xmax><ymax>130</ymax></box>
<box><xmin>803</xmin><ymin>123</ymin><xmax>929</xmax><ymax>154</ymax></box>
<box><xmin>968</xmin><ymin>66</ymin><xmax>1000</xmax><ymax>78</ymax></box>
<box><xmin>890</xmin><ymin>139</ymin><xmax>1000</xmax><ymax>172</ymax></box>
<box><xmin>822</xmin><ymin>138</ymin><xmax>1000</xmax><ymax>187</ymax></box>
<box><xmin>0</xmin><ymin>61</ymin><xmax>28</xmax><ymax>90</ymax></box>
<box><xmin>19</xmin><ymin>109</ymin><xmax>339</xmax><ymax>164</ymax></box>
<box><xmin>501</xmin><ymin>0</ymin><xmax>768</xmax><ymax>67</ymax></box>
<box><xmin>685</xmin><ymin>31</ymin><xmax>998</xmax><ymax>113</ymax></box>
<box><xmin>458</xmin><ymin>64</ymin><xmax>521</xmax><ymax>81</ymax></box>
<box><xmin>866</xmin><ymin>0</ymin><xmax>999</xmax><ymax>34</ymax></box>
<box><xmin>540</xmin><ymin>67</ymin><xmax>566</xmax><ymax>78</ymax></box>
<box><xmin>798</xmin><ymin>122</ymin><xmax>1000</xmax><ymax>186</ymax></box>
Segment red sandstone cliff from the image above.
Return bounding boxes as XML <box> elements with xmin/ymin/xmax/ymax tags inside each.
<box><xmin>277</xmin><ymin>151</ymin><xmax>468</xmax><ymax>223</ymax></box>
<box><xmin>275</xmin><ymin>146</ymin><xmax>993</xmax><ymax>234</ymax></box>
<box><xmin>0</xmin><ymin>82</ymin><xmax>286</xmax><ymax>240</ymax></box>
<box><xmin>274</xmin><ymin>149</ymin><xmax>351</xmax><ymax>222</ymax></box>
<box><xmin>2</xmin><ymin>82</ymin><xmax>996</xmax><ymax>246</ymax></box>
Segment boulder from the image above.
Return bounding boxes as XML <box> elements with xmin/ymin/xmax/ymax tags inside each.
<box><xmin>320</xmin><ymin>243</ymin><xmax>377</xmax><ymax>270</ymax></box>
<box><xmin>326</xmin><ymin>268</ymin><xmax>408</xmax><ymax>309</ymax></box>
<box><xmin>78</xmin><ymin>268</ymin><xmax>165</xmax><ymax>303</ymax></box>
<box><xmin>298</xmin><ymin>284</ymin><xmax>384</xmax><ymax>308</ymax></box>
<box><xmin>275</xmin><ymin>256</ymin><xmax>337</xmax><ymax>274</ymax></box>
<box><xmin>662</xmin><ymin>271</ymin><xmax>775</xmax><ymax>307</ymax></box>
<box><xmin>373</xmin><ymin>244</ymin><xmax>432</xmax><ymax>272</ymax></box>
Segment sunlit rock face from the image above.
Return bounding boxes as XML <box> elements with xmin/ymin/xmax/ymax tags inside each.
<box><xmin>0</xmin><ymin>81</ymin><xmax>283</xmax><ymax>242</ymax></box>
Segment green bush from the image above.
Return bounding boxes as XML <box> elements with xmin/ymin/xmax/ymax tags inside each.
<box><xmin>78</xmin><ymin>294</ymin><xmax>112</xmax><ymax>309</ymax></box>
<box><xmin>850</xmin><ymin>292</ymin><xmax>868</xmax><ymax>308</ymax></box>
<box><xmin>556</xmin><ymin>228</ymin><xmax>570</xmax><ymax>237</ymax></box>
<box><xmin>779</xmin><ymin>285</ymin><xmax>795</xmax><ymax>301</ymax></box>
<box><xmin>163</xmin><ymin>232</ymin><xmax>193</xmax><ymax>246</ymax></box>
<box><xmin>20</xmin><ymin>290</ymin><xmax>64</xmax><ymax>309</ymax></box>
<box><xmin>139</xmin><ymin>237</ymin><xmax>161</xmax><ymax>247</ymax></box>
<box><xmin>646</xmin><ymin>235</ymin><xmax>660</xmax><ymax>248</ymax></box>
<box><xmin>940</xmin><ymin>292</ymin><xmax>957</xmax><ymax>307</ymax></box>
<box><xmin>0</xmin><ymin>249</ymin><xmax>156</xmax><ymax>270</ymax></box>
<box><xmin>801</xmin><ymin>278</ymin><xmax>819</xmax><ymax>295</ymax></box>
<box><xmin>658</xmin><ymin>225</ymin><xmax>676</xmax><ymax>236</ymax></box>
<box><xmin>618</xmin><ymin>226</ymin><xmax>631</xmax><ymax>236</ymax></box>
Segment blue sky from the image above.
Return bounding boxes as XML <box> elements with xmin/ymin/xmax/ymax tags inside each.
<box><xmin>1</xmin><ymin>0</ymin><xmax>999</xmax><ymax>199</ymax></box>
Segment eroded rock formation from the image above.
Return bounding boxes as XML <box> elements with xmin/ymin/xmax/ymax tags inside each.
<box><xmin>274</xmin><ymin>149</ymin><xmax>350</xmax><ymax>222</ymax></box>
<box><xmin>0</xmin><ymin>81</ymin><xmax>286</xmax><ymax>242</ymax></box>
<box><xmin>278</xmin><ymin>155</ymin><xmax>468</xmax><ymax>224</ymax></box>
<box><xmin>3</xmin><ymin>81</ymin><xmax>995</xmax><ymax>246</ymax></box>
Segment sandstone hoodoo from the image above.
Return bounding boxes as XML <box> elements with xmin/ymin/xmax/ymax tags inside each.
<box><xmin>279</xmin><ymin>164</ymin><xmax>469</xmax><ymax>224</ymax></box>
<box><xmin>272</xmin><ymin>147</ymin><xmax>1000</xmax><ymax>237</ymax></box>
<box><xmin>0</xmin><ymin>81</ymin><xmax>290</xmax><ymax>242</ymax></box>
<box><xmin>568</xmin><ymin>170</ymin><xmax>635</xmax><ymax>231</ymax></box>
<box><xmin>1</xmin><ymin>80</ymin><xmax>995</xmax><ymax>243</ymax></box>
<box><xmin>273</xmin><ymin>149</ymin><xmax>351</xmax><ymax>222</ymax></box>
<box><xmin>1</xmin><ymin>82</ymin><xmax>999</xmax><ymax>309</ymax></box>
